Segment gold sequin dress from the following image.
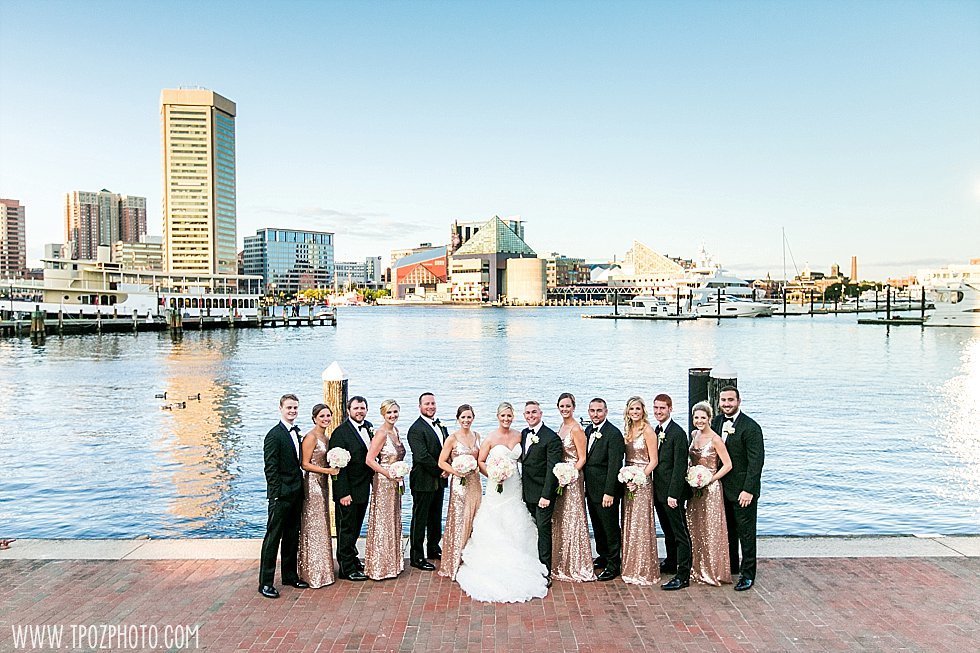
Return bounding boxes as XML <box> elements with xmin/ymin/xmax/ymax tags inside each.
<box><xmin>621</xmin><ymin>433</ymin><xmax>660</xmax><ymax>586</ymax></box>
<box><xmin>687</xmin><ymin>436</ymin><xmax>732</xmax><ymax>586</ymax></box>
<box><xmin>364</xmin><ymin>432</ymin><xmax>406</xmax><ymax>580</ymax></box>
<box><xmin>298</xmin><ymin>435</ymin><xmax>336</xmax><ymax>587</ymax></box>
<box><xmin>551</xmin><ymin>427</ymin><xmax>596</xmax><ymax>582</ymax></box>
<box><xmin>438</xmin><ymin>434</ymin><xmax>482</xmax><ymax>580</ymax></box>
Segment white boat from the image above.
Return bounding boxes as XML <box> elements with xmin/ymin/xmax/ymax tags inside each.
<box><xmin>924</xmin><ymin>282</ymin><xmax>980</xmax><ymax>327</ymax></box>
<box><xmin>0</xmin><ymin>254</ymin><xmax>263</xmax><ymax>320</ymax></box>
<box><xmin>695</xmin><ymin>296</ymin><xmax>773</xmax><ymax>318</ymax></box>
<box><xmin>628</xmin><ymin>295</ymin><xmax>697</xmax><ymax>319</ymax></box>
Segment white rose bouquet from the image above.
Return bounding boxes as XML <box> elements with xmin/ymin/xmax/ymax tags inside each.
<box><xmin>388</xmin><ymin>460</ymin><xmax>411</xmax><ymax>494</ymax></box>
<box><xmin>686</xmin><ymin>464</ymin><xmax>713</xmax><ymax>497</ymax></box>
<box><xmin>617</xmin><ymin>464</ymin><xmax>648</xmax><ymax>499</ymax></box>
<box><xmin>452</xmin><ymin>454</ymin><xmax>478</xmax><ymax>486</ymax></box>
<box><xmin>487</xmin><ymin>456</ymin><xmax>516</xmax><ymax>494</ymax></box>
<box><xmin>326</xmin><ymin>448</ymin><xmax>351</xmax><ymax>469</ymax></box>
<box><xmin>552</xmin><ymin>462</ymin><xmax>579</xmax><ymax>495</ymax></box>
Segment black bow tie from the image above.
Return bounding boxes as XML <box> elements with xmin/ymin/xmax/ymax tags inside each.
<box><xmin>432</xmin><ymin>419</ymin><xmax>441</xmax><ymax>427</ymax></box>
<box><xmin>724</xmin><ymin>417</ymin><xmax>734</xmax><ymax>423</ymax></box>
<box><xmin>655</xmin><ymin>425</ymin><xmax>663</xmax><ymax>435</ymax></box>
<box><xmin>289</xmin><ymin>425</ymin><xmax>300</xmax><ymax>434</ymax></box>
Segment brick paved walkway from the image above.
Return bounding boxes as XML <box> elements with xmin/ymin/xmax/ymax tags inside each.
<box><xmin>2</xmin><ymin>556</ymin><xmax>978</xmax><ymax>652</ymax></box>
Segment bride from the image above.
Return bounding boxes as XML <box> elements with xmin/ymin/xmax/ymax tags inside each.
<box><xmin>455</xmin><ymin>402</ymin><xmax>549</xmax><ymax>602</ymax></box>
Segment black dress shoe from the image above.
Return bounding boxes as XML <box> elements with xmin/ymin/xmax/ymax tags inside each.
<box><xmin>593</xmin><ymin>557</ymin><xmax>606</xmax><ymax>569</ymax></box>
<box><xmin>734</xmin><ymin>576</ymin><xmax>754</xmax><ymax>592</ymax></box>
<box><xmin>287</xmin><ymin>580</ymin><xmax>310</xmax><ymax>589</ymax></box>
<box><xmin>661</xmin><ymin>576</ymin><xmax>689</xmax><ymax>591</ymax></box>
<box><xmin>410</xmin><ymin>560</ymin><xmax>436</xmax><ymax>571</ymax></box>
<box><xmin>597</xmin><ymin>569</ymin><xmax>620</xmax><ymax>581</ymax></box>
<box><xmin>544</xmin><ymin>574</ymin><xmax>552</xmax><ymax>588</ymax></box>
<box><xmin>659</xmin><ymin>561</ymin><xmax>677</xmax><ymax>574</ymax></box>
<box><xmin>258</xmin><ymin>585</ymin><xmax>280</xmax><ymax>599</ymax></box>
<box><xmin>342</xmin><ymin>571</ymin><xmax>369</xmax><ymax>581</ymax></box>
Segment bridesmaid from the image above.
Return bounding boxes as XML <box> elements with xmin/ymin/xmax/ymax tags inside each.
<box><xmin>620</xmin><ymin>396</ymin><xmax>660</xmax><ymax>586</ymax></box>
<box><xmin>298</xmin><ymin>403</ymin><xmax>340</xmax><ymax>588</ymax></box>
<box><xmin>687</xmin><ymin>401</ymin><xmax>734</xmax><ymax>586</ymax></box>
<box><xmin>436</xmin><ymin>404</ymin><xmax>483</xmax><ymax>580</ymax></box>
<box><xmin>551</xmin><ymin>393</ymin><xmax>596</xmax><ymax>583</ymax></box>
<box><xmin>364</xmin><ymin>399</ymin><xmax>407</xmax><ymax>581</ymax></box>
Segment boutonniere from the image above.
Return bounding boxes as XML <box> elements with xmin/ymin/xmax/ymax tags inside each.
<box><xmin>722</xmin><ymin>422</ymin><xmax>735</xmax><ymax>438</ymax></box>
<box><xmin>593</xmin><ymin>431</ymin><xmax>603</xmax><ymax>440</ymax></box>
<box><xmin>528</xmin><ymin>434</ymin><xmax>539</xmax><ymax>445</ymax></box>
<box><xmin>365</xmin><ymin>425</ymin><xmax>375</xmax><ymax>437</ymax></box>
<box><xmin>657</xmin><ymin>431</ymin><xmax>666</xmax><ymax>446</ymax></box>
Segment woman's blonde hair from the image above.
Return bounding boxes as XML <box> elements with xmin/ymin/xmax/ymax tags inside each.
<box><xmin>380</xmin><ymin>399</ymin><xmax>400</xmax><ymax>416</ymax></box>
<box><xmin>623</xmin><ymin>396</ymin><xmax>649</xmax><ymax>443</ymax></box>
<box><xmin>692</xmin><ymin>401</ymin><xmax>713</xmax><ymax>421</ymax></box>
<box><xmin>496</xmin><ymin>401</ymin><xmax>514</xmax><ymax>416</ymax></box>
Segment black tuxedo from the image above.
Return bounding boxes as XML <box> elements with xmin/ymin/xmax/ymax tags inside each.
<box><xmin>584</xmin><ymin>421</ymin><xmax>626</xmax><ymax>572</ymax></box>
<box><xmin>258</xmin><ymin>422</ymin><xmax>304</xmax><ymax>588</ymax></box>
<box><xmin>407</xmin><ymin>416</ymin><xmax>448</xmax><ymax>562</ymax></box>
<box><xmin>520</xmin><ymin>423</ymin><xmax>562</xmax><ymax>571</ymax></box>
<box><xmin>712</xmin><ymin>412</ymin><xmax>765</xmax><ymax>580</ymax></box>
<box><xmin>652</xmin><ymin>419</ymin><xmax>692</xmax><ymax>578</ymax></box>
<box><xmin>329</xmin><ymin>418</ymin><xmax>375</xmax><ymax>576</ymax></box>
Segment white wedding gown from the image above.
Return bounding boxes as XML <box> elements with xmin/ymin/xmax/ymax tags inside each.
<box><xmin>454</xmin><ymin>444</ymin><xmax>549</xmax><ymax>603</ymax></box>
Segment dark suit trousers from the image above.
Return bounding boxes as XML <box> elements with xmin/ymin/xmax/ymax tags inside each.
<box><xmin>410</xmin><ymin>489</ymin><xmax>444</xmax><ymax>561</ymax></box>
<box><xmin>586</xmin><ymin>496</ymin><xmax>621</xmax><ymax>570</ymax></box>
<box><xmin>724</xmin><ymin>496</ymin><xmax>758</xmax><ymax>579</ymax></box>
<box><xmin>525</xmin><ymin>500</ymin><xmax>555</xmax><ymax>571</ymax></box>
<box><xmin>336</xmin><ymin>500</ymin><xmax>368</xmax><ymax>576</ymax></box>
<box><xmin>655</xmin><ymin>499</ymin><xmax>692</xmax><ymax>577</ymax></box>
<box><xmin>258</xmin><ymin>491</ymin><xmax>303</xmax><ymax>588</ymax></box>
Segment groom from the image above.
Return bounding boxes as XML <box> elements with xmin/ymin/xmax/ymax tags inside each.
<box><xmin>520</xmin><ymin>400</ymin><xmax>562</xmax><ymax>587</ymax></box>
<box><xmin>584</xmin><ymin>397</ymin><xmax>625</xmax><ymax>581</ymax></box>
<box><xmin>712</xmin><ymin>386</ymin><xmax>765</xmax><ymax>592</ymax></box>
<box><xmin>407</xmin><ymin>392</ymin><xmax>448</xmax><ymax>570</ymax></box>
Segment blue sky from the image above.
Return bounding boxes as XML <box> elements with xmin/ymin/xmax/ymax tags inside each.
<box><xmin>1</xmin><ymin>0</ymin><xmax>977</xmax><ymax>279</ymax></box>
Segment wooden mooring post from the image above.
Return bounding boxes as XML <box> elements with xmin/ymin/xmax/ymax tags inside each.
<box><xmin>30</xmin><ymin>305</ymin><xmax>45</xmax><ymax>342</ymax></box>
<box><xmin>322</xmin><ymin>362</ymin><xmax>349</xmax><ymax>537</ymax></box>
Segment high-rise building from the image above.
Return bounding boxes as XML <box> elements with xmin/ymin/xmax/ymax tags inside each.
<box><xmin>64</xmin><ymin>190</ymin><xmax>147</xmax><ymax>260</ymax></box>
<box><xmin>243</xmin><ymin>228</ymin><xmax>334</xmax><ymax>294</ymax></box>
<box><xmin>161</xmin><ymin>88</ymin><xmax>237</xmax><ymax>275</ymax></box>
<box><xmin>0</xmin><ymin>198</ymin><xmax>28</xmax><ymax>278</ymax></box>
<box><xmin>113</xmin><ymin>235</ymin><xmax>164</xmax><ymax>271</ymax></box>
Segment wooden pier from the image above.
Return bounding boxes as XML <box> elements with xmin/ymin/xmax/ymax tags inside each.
<box><xmin>582</xmin><ymin>313</ymin><xmax>697</xmax><ymax>322</ymax></box>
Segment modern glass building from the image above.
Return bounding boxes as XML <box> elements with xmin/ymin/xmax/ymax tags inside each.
<box><xmin>243</xmin><ymin>228</ymin><xmax>334</xmax><ymax>294</ymax></box>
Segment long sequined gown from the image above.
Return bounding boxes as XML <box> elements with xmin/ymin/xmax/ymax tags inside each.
<box><xmin>687</xmin><ymin>436</ymin><xmax>732</xmax><ymax>586</ymax></box>
<box><xmin>551</xmin><ymin>427</ymin><xmax>596</xmax><ymax>582</ymax></box>
<box><xmin>438</xmin><ymin>434</ymin><xmax>483</xmax><ymax>580</ymax></box>
<box><xmin>298</xmin><ymin>435</ymin><xmax>336</xmax><ymax>587</ymax></box>
<box><xmin>364</xmin><ymin>432</ymin><xmax>406</xmax><ymax>580</ymax></box>
<box><xmin>621</xmin><ymin>433</ymin><xmax>660</xmax><ymax>586</ymax></box>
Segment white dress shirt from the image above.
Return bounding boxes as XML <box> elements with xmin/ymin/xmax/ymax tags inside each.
<box><xmin>422</xmin><ymin>415</ymin><xmax>444</xmax><ymax>445</ymax></box>
<box><xmin>281</xmin><ymin>420</ymin><xmax>300</xmax><ymax>459</ymax></box>
<box><xmin>350</xmin><ymin>418</ymin><xmax>371</xmax><ymax>448</ymax></box>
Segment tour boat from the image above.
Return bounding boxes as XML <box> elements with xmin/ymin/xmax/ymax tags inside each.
<box><xmin>924</xmin><ymin>282</ymin><xmax>980</xmax><ymax>327</ymax></box>
<box><xmin>628</xmin><ymin>295</ymin><xmax>697</xmax><ymax>319</ymax></box>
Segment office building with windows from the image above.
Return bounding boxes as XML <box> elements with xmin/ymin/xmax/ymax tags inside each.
<box><xmin>243</xmin><ymin>228</ymin><xmax>334</xmax><ymax>293</ymax></box>
<box><xmin>1</xmin><ymin>198</ymin><xmax>27</xmax><ymax>278</ymax></box>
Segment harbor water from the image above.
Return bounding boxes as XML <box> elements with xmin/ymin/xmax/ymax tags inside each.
<box><xmin>1</xmin><ymin>306</ymin><xmax>977</xmax><ymax>538</ymax></box>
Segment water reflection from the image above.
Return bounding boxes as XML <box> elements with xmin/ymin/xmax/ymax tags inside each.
<box><xmin>935</xmin><ymin>335</ymin><xmax>980</xmax><ymax>507</ymax></box>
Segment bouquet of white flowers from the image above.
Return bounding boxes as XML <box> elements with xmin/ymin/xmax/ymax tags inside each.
<box><xmin>617</xmin><ymin>464</ymin><xmax>648</xmax><ymax>499</ymax></box>
<box><xmin>326</xmin><ymin>448</ymin><xmax>351</xmax><ymax>469</ymax></box>
<box><xmin>487</xmin><ymin>455</ymin><xmax>516</xmax><ymax>494</ymax></box>
<box><xmin>452</xmin><ymin>454</ymin><xmax>478</xmax><ymax>486</ymax></box>
<box><xmin>552</xmin><ymin>462</ymin><xmax>579</xmax><ymax>495</ymax></box>
<box><xmin>686</xmin><ymin>464</ymin><xmax>713</xmax><ymax>497</ymax></box>
<box><xmin>388</xmin><ymin>460</ymin><xmax>411</xmax><ymax>495</ymax></box>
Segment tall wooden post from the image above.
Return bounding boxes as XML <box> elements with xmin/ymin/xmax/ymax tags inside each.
<box><xmin>687</xmin><ymin>367</ymin><xmax>711</xmax><ymax>436</ymax></box>
<box><xmin>322</xmin><ymin>362</ymin><xmax>349</xmax><ymax>537</ymax></box>
<box><xmin>920</xmin><ymin>286</ymin><xmax>926</xmax><ymax>322</ymax></box>
<box><xmin>708</xmin><ymin>363</ymin><xmax>738</xmax><ymax>420</ymax></box>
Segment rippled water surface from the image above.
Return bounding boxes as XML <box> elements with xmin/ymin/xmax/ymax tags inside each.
<box><xmin>1</xmin><ymin>306</ymin><xmax>978</xmax><ymax>537</ymax></box>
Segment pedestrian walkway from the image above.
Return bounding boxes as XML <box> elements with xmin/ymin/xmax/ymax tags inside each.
<box><xmin>1</xmin><ymin>536</ymin><xmax>978</xmax><ymax>651</ymax></box>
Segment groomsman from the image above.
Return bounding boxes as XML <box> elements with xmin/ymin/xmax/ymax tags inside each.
<box><xmin>258</xmin><ymin>394</ymin><xmax>310</xmax><ymax>598</ymax></box>
<box><xmin>407</xmin><ymin>392</ymin><xmax>448</xmax><ymax>570</ymax></box>
<box><xmin>651</xmin><ymin>394</ymin><xmax>693</xmax><ymax>591</ymax></box>
<box><xmin>520</xmin><ymin>400</ymin><xmax>563</xmax><ymax>587</ymax></box>
<box><xmin>712</xmin><ymin>386</ymin><xmax>765</xmax><ymax>591</ymax></box>
<box><xmin>584</xmin><ymin>397</ymin><xmax>626</xmax><ymax>581</ymax></box>
<box><xmin>329</xmin><ymin>396</ymin><xmax>373</xmax><ymax>581</ymax></box>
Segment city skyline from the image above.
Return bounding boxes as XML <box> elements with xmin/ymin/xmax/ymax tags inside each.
<box><xmin>1</xmin><ymin>1</ymin><xmax>978</xmax><ymax>280</ymax></box>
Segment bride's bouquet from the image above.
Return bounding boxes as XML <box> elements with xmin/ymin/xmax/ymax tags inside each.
<box><xmin>326</xmin><ymin>448</ymin><xmax>351</xmax><ymax>469</ymax></box>
<box><xmin>552</xmin><ymin>462</ymin><xmax>579</xmax><ymax>495</ymax></box>
<box><xmin>617</xmin><ymin>465</ymin><xmax>648</xmax><ymax>499</ymax></box>
<box><xmin>388</xmin><ymin>461</ymin><xmax>411</xmax><ymax>494</ymax></box>
<box><xmin>487</xmin><ymin>455</ymin><xmax>517</xmax><ymax>494</ymax></box>
<box><xmin>686</xmin><ymin>465</ymin><xmax>713</xmax><ymax>497</ymax></box>
<box><xmin>452</xmin><ymin>454</ymin><xmax>478</xmax><ymax>486</ymax></box>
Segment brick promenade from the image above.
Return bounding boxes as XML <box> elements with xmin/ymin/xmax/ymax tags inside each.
<box><xmin>2</xmin><ymin>548</ymin><xmax>978</xmax><ymax>652</ymax></box>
